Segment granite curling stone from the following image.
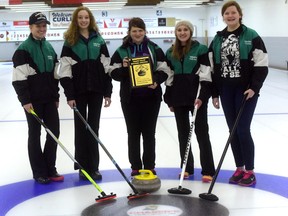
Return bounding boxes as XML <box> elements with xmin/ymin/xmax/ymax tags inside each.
<box><xmin>131</xmin><ymin>169</ymin><xmax>161</xmax><ymax>193</ymax></box>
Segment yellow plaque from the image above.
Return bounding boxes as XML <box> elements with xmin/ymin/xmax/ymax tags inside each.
<box><xmin>129</xmin><ymin>56</ymin><xmax>154</xmax><ymax>88</ymax></box>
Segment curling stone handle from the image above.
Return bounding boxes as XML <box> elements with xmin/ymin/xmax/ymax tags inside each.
<box><xmin>139</xmin><ymin>169</ymin><xmax>153</xmax><ymax>176</ymax></box>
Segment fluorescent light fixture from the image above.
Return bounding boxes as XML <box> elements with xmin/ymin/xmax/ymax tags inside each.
<box><xmin>14</xmin><ymin>9</ymin><xmax>52</xmax><ymax>12</ymax></box>
<box><xmin>3</xmin><ymin>2</ymin><xmax>51</xmax><ymax>12</ymax></box>
<box><xmin>5</xmin><ymin>2</ymin><xmax>49</xmax><ymax>7</ymax></box>
<box><xmin>88</xmin><ymin>7</ymin><xmax>123</xmax><ymax>11</ymax></box>
<box><xmin>82</xmin><ymin>1</ymin><xmax>126</xmax><ymax>10</ymax></box>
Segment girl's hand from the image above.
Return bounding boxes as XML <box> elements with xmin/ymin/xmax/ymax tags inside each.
<box><xmin>67</xmin><ymin>100</ymin><xmax>76</xmax><ymax>109</ymax></box>
<box><xmin>244</xmin><ymin>89</ymin><xmax>255</xmax><ymax>100</ymax></box>
<box><xmin>104</xmin><ymin>97</ymin><xmax>111</xmax><ymax>107</ymax></box>
<box><xmin>194</xmin><ymin>98</ymin><xmax>202</xmax><ymax>109</ymax></box>
<box><xmin>148</xmin><ymin>82</ymin><xmax>158</xmax><ymax>89</ymax></box>
<box><xmin>212</xmin><ymin>97</ymin><xmax>220</xmax><ymax>109</ymax></box>
<box><xmin>123</xmin><ymin>57</ymin><xmax>129</xmax><ymax>67</ymax></box>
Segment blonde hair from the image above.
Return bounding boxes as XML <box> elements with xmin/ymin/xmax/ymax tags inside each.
<box><xmin>64</xmin><ymin>6</ymin><xmax>99</xmax><ymax>46</ymax></box>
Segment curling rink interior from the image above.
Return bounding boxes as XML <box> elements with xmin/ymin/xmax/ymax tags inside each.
<box><xmin>1</xmin><ymin>61</ymin><xmax>288</xmax><ymax>215</ymax></box>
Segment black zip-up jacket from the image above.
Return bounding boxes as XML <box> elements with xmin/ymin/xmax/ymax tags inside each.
<box><xmin>59</xmin><ymin>31</ymin><xmax>112</xmax><ymax>100</ymax></box>
<box><xmin>164</xmin><ymin>40</ymin><xmax>212</xmax><ymax>107</ymax></box>
<box><xmin>209</xmin><ymin>24</ymin><xmax>268</xmax><ymax>97</ymax></box>
<box><xmin>109</xmin><ymin>37</ymin><xmax>171</xmax><ymax>103</ymax></box>
<box><xmin>12</xmin><ymin>33</ymin><xmax>59</xmax><ymax>106</ymax></box>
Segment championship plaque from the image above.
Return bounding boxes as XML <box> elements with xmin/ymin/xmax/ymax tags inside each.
<box><xmin>129</xmin><ymin>56</ymin><xmax>153</xmax><ymax>88</ymax></box>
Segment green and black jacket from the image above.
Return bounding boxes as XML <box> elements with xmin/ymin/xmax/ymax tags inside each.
<box><xmin>12</xmin><ymin>33</ymin><xmax>59</xmax><ymax>106</ymax></box>
<box><xmin>59</xmin><ymin>31</ymin><xmax>112</xmax><ymax>101</ymax></box>
<box><xmin>209</xmin><ymin>24</ymin><xmax>268</xmax><ymax>97</ymax></box>
<box><xmin>164</xmin><ymin>40</ymin><xmax>212</xmax><ymax>107</ymax></box>
<box><xmin>109</xmin><ymin>37</ymin><xmax>171</xmax><ymax>103</ymax></box>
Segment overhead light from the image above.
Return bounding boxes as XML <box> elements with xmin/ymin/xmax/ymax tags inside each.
<box><xmin>82</xmin><ymin>1</ymin><xmax>126</xmax><ymax>10</ymax></box>
<box><xmin>3</xmin><ymin>2</ymin><xmax>51</xmax><ymax>12</ymax></box>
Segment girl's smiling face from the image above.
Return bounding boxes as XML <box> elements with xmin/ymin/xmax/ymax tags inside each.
<box><xmin>77</xmin><ymin>10</ymin><xmax>90</xmax><ymax>30</ymax></box>
<box><xmin>176</xmin><ymin>25</ymin><xmax>192</xmax><ymax>45</ymax></box>
<box><xmin>223</xmin><ymin>5</ymin><xmax>242</xmax><ymax>31</ymax></box>
<box><xmin>30</xmin><ymin>22</ymin><xmax>47</xmax><ymax>40</ymax></box>
<box><xmin>130</xmin><ymin>26</ymin><xmax>146</xmax><ymax>45</ymax></box>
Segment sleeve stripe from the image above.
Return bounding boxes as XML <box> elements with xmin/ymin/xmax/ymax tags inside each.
<box><xmin>58</xmin><ymin>56</ymin><xmax>76</xmax><ymax>78</ymax></box>
<box><xmin>12</xmin><ymin>64</ymin><xmax>36</xmax><ymax>82</ymax></box>
<box><xmin>253</xmin><ymin>49</ymin><xmax>269</xmax><ymax>67</ymax></box>
<box><xmin>108</xmin><ymin>63</ymin><xmax>122</xmax><ymax>76</ymax></box>
<box><xmin>197</xmin><ymin>64</ymin><xmax>212</xmax><ymax>82</ymax></box>
<box><xmin>100</xmin><ymin>54</ymin><xmax>111</xmax><ymax>74</ymax></box>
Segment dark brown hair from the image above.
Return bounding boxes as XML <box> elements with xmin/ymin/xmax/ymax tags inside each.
<box><xmin>128</xmin><ymin>17</ymin><xmax>146</xmax><ymax>31</ymax></box>
<box><xmin>123</xmin><ymin>17</ymin><xmax>146</xmax><ymax>45</ymax></box>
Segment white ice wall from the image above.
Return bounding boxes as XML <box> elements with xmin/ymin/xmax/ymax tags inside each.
<box><xmin>206</xmin><ymin>0</ymin><xmax>288</xmax><ymax>37</ymax></box>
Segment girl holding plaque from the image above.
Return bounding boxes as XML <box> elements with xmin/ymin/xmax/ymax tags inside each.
<box><xmin>109</xmin><ymin>17</ymin><xmax>171</xmax><ymax>176</ymax></box>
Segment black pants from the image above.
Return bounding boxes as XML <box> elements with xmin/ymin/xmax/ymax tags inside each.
<box><xmin>121</xmin><ymin>97</ymin><xmax>161</xmax><ymax>170</ymax></box>
<box><xmin>220</xmin><ymin>85</ymin><xmax>258</xmax><ymax>170</ymax></box>
<box><xmin>25</xmin><ymin>101</ymin><xmax>59</xmax><ymax>179</ymax></box>
<box><xmin>74</xmin><ymin>92</ymin><xmax>103</xmax><ymax>172</ymax></box>
<box><xmin>174</xmin><ymin>102</ymin><xmax>215</xmax><ymax>176</ymax></box>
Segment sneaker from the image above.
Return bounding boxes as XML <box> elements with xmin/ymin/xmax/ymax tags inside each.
<box><xmin>131</xmin><ymin>170</ymin><xmax>140</xmax><ymax>176</ymax></box>
<box><xmin>90</xmin><ymin>171</ymin><xmax>102</xmax><ymax>180</ymax></box>
<box><xmin>229</xmin><ymin>168</ymin><xmax>245</xmax><ymax>184</ymax></box>
<box><xmin>49</xmin><ymin>172</ymin><xmax>64</xmax><ymax>182</ymax></box>
<box><xmin>34</xmin><ymin>176</ymin><xmax>50</xmax><ymax>184</ymax></box>
<box><xmin>179</xmin><ymin>172</ymin><xmax>193</xmax><ymax>179</ymax></box>
<box><xmin>238</xmin><ymin>171</ymin><xmax>256</xmax><ymax>187</ymax></box>
<box><xmin>202</xmin><ymin>175</ymin><xmax>213</xmax><ymax>183</ymax></box>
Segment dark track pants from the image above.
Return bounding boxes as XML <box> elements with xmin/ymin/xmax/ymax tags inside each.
<box><xmin>121</xmin><ymin>97</ymin><xmax>161</xmax><ymax>170</ymax></box>
<box><xmin>74</xmin><ymin>92</ymin><xmax>103</xmax><ymax>172</ymax></box>
<box><xmin>174</xmin><ymin>102</ymin><xmax>215</xmax><ymax>176</ymax></box>
<box><xmin>25</xmin><ymin>102</ymin><xmax>59</xmax><ymax>178</ymax></box>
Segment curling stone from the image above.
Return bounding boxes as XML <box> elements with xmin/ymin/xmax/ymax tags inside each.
<box><xmin>131</xmin><ymin>169</ymin><xmax>161</xmax><ymax>193</ymax></box>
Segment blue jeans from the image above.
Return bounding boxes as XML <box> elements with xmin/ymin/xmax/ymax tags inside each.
<box><xmin>220</xmin><ymin>85</ymin><xmax>258</xmax><ymax>170</ymax></box>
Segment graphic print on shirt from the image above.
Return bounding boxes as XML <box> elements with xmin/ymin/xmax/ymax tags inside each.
<box><xmin>221</xmin><ymin>34</ymin><xmax>241</xmax><ymax>79</ymax></box>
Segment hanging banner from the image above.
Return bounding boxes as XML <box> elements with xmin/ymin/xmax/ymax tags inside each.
<box><xmin>0</xmin><ymin>0</ymin><xmax>22</xmax><ymax>5</ymax></box>
<box><xmin>0</xmin><ymin>21</ymin><xmax>29</xmax><ymax>30</ymax></box>
<box><xmin>0</xmin><ymin>21</ymin><xmax>13</xmax><ymax>30</ymax></box>
<box><xmin>49</xmin><ymin>11</ymin><xmax>72</xmax><ymax>29</ymax></box>
<box><xmin>5</xmin><ymin>30</ymin><xmax>64</xmax><ymax>41</ymax></box>
<box><xmin>13</xmin><ymin>21</ymin><xmax>29</xmax><ymax>29</ymax></box>
<box><xmin>0</xmin><ymin>16</ymin><xmax>179</xmax><ymax>42</ymax></box>
<box><xmin>103</xmin><ymin>18</ymin><xmax>122</xmax><ymax>28</ymax></box>
<box><xmin>0</xmin><ymin>31</ymin><xmax>6</xmax><ymax>42</ymax></box>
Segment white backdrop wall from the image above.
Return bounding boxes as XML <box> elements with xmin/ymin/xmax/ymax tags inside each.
<box><xmin>206</xmin><ymin>0</ymin><xmax>288</xmax><ymax>37</ymax></box>
<box><xmin>205</xmin><ymin>0</ymin><xmax>288</xmax><ymax>69</ymax></box>
<box><xmin>0</xmin><ymin>0</ymin><xmax>287</xmax><ymax>69</ymax></box>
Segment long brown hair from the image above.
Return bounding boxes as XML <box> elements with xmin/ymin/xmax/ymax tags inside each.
<box><xmin>172</xmin><ymin>21</ymin><xmax>193</xmax><ymax>60</ymax></box>
<box><xmin>64</xmin><ymin>6</ymin><xmax>99</xmax><ymax>46</ymax></box>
